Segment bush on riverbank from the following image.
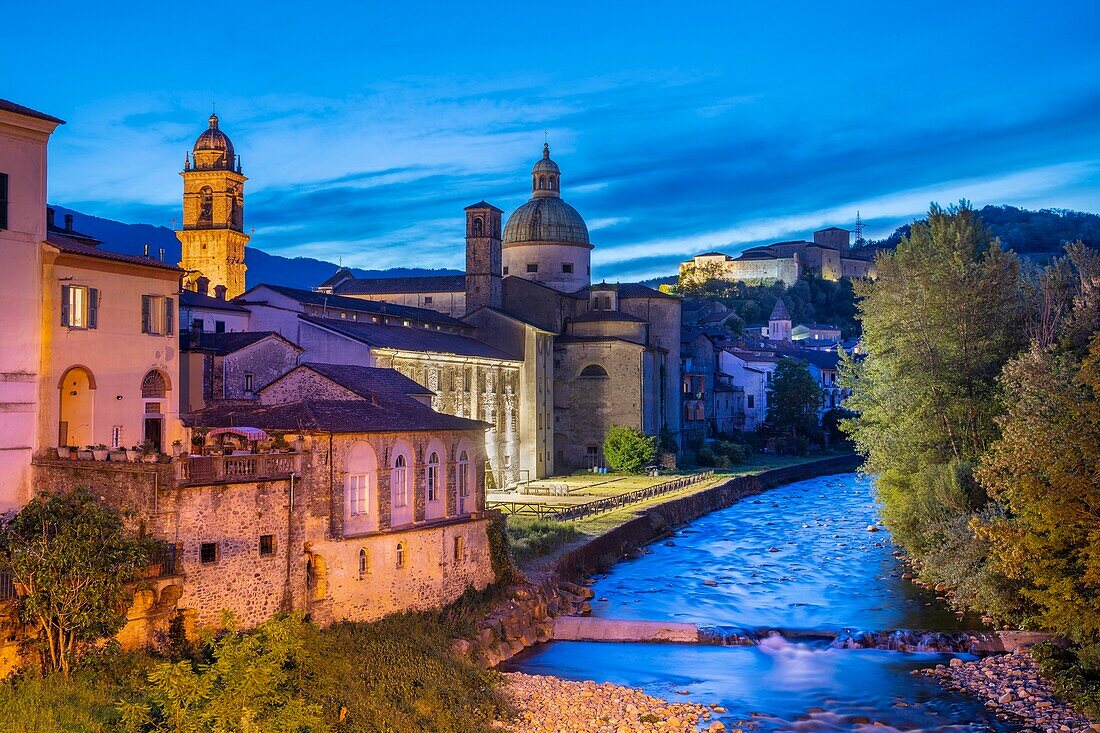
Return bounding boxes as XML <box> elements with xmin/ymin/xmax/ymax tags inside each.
<box><xmin>603</xmin><ymin>426</ymin><xmax>658</xmax><ymax>473</ymax></box>
<box><xmin>1033</xmin><ymin>642</ymin><xmax>1100</xmax><ymax>719</ymax></box>
<box><xmin>508</xmin><ymin>519</ymin><xmax>578</xmax><ymax>562</ymax></box>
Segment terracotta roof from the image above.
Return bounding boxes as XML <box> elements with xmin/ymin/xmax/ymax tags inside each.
<box><xmin>300</xmin><ymin>315</ymin><xmax>518</xmax><ymax>361</ymax></box>
<box><xmin>0</xmin><ymin>98</ymin><xmax>65</xmax><ymax>124</ymax></box>
<box><xmin>285</xmin><ymin>363</ymin><xmax>434</xmax><ymax>399</ymax></box>
<box><xmin>579</xmin><ymin>282</ymin><xmax>679</xmax><ymax>300</ymax></box>
<box><xmin>333</xmin><ymin>274</ymin><xmax>466</xmax><ymax>296</ymax></box>
<box><xmin>570</xmin><ymin>310</ymin><xmax>647</xmax><ymax>323</ymax></box>
<box><xmin>183</xmin><ymin>398</ymin><xmax>487</xmax><ymax>434</ymax></box>
<box><xmin>241</xmin><ymin>284</ymin><xmax>465</xmax><ymax>327</ymax></box>
<box><xmin>464</xmin><ymin>200</ymin><xmax>503</xmax><ymax>212</ymax></box>
<box><xmin>183</xmin><ymin>331</ymin><xmax>301</xmax><ymax>355</ymax></box>
<box><xmin>180</xmin><ymin>289</ymin><xmax>250</xmax><ymax>313</ymax></box>
<box><xmin>46</xmin><ymin>233</ymin><xmax>182</xmax><ymax>272</ymax></box>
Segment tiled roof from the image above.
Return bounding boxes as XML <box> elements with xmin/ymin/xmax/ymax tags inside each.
<box><xmin>0</xmin><ymin>98</ymin><xmax>65</xmax><ymax>124</ymax></box>
<box><xmin>240</xmin><ymin>284</ymin><xmax>465</xmax><ymax>327</ymax></box>
<box><xmin>46</xmin><ymin>233</ymin><xmax>182</xmax><ymax>272</ymax></box>
<box><xmin>289</xmin><ymin>363</ymin><xmax>434</xmax><ymax>399</ymax></box>
<box><xmin>570</xmin><ymin>310</ymin><xmax>647</xmax><ymax>323</ymax></box>
<box><xmin>316</xmin><ymin>267</ymin><xmax>355</xmax><ymax>289</ymax></box>
<box><xmin>334</xmin><ymin>275</ymin><xmax>466</xmax><ymax>295</ymax></box>
<box><xmin>183</xmin><ymin>331</ymin><xmax>300</xmax><ymax>355</ymax></box>
<box><xmin>180</xmin><ymin>289</ymin><xmax>250</xmax><ymax>313</ymax></box>
<box><xmin>300</xmin><ymin>315</ymin><xmax>518</xmax><ymax>361</ymax></box>
<box><xmin>776</xmin><ymin>344</ymin><xmax>841</xmax><ymax>370</ymax></box>
<box><xmin>464</xmin><ymin>200</ymin><xmax>503</xmax><ymax>212</ymax></box>
<box><xmin>579</xmin><ymin>282</ymin><xmax>679</xmax><ymax>300</ymax></box>
<box><xmin>769</xmin><ymin>298</ymin><xmax>791</xmax><ymax>321</ymax></box>
<box><xmin>694</xmin><ymin>251</ymin><xmax>729</xmax><ymax>258</ymax></box>
<box><xmin>183</xmin><ymin>398</ymin><xmax>487</xmax><ymax>434</ymax></box>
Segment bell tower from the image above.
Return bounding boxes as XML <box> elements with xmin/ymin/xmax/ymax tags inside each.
<box><xmin>177</xmin><ymin>113</ymin><xmax>248</xmax><ymax>299</ymax></box>
<box><xmin>464</xmin><ymin>201</ymin><xmax>503</xmax><ymax>315</ymax></box>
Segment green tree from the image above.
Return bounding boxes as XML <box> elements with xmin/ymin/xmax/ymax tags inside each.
<box><xmin>840</xmin><ymin>203</ymin><xmax>1023</xmax><ymax>582</ymax></box>
<box><xmin>0</xmin><ymin>488</ymin><xmax>151</xmax><ymax>676</ymax></box>
<box><xmin>765</xmin><ymin>358</ymin><xmax>823</xmax><ymax>438</ymax></box>
<box><xmin>602</xmin><ymin>426</ymin><xmax>658</xmax><ymax>474</ymax></box>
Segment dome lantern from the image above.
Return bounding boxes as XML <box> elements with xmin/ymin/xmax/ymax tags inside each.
<box><xmin>531</xmin><ymin>143</ymin><xmax>561</xmax><ymax>198</ymax></box>
<box><xmin>191</xmin><ymin>112</ymin><xmax>237</xmax><ymax>171</ymax></box>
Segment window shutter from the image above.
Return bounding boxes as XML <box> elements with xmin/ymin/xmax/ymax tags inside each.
<box><xmin>60</xmin><ymin>285</ymin><xmax>70</xmax><ymax>326</ymax></box>
<box><xmin>141</xmin><ymin>295</ymin><xmax>150</xmax><ymax>333</ymax></box>
<box><xmin>88</xmin><ymin>288</ymin><xmax>99</xmax><ymax>329</ymax></box>
<box><xmin>165</xmin><ymin>297</ymin><xmax>174</xmax><ymax>335</ymax></box>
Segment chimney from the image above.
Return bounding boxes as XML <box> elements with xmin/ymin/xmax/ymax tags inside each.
<box><xmin>213</xmin><ymin>284</ymin><xmax>227</xmax><ymax>301</ymax></box>
<box><xmin>64</xmin><ymin>214</ymin><xmax>74</xmax><ymax>232</ymax></box>
<box><xmin>47</xmin><ymin>208</ymin><xmax>55</xmax><ymax>229</ymax></box>
<box><xmin>144</xmin><ymin>243</ymin><xmax>150</xmax><ymax>257</ymax></box>
<box><xmin>196</xmin><ymin>276</ymin><xmax>210</xmax><ymax>296</ymax></box>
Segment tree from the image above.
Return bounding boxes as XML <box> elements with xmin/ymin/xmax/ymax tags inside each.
<box><xmin>765</xmin><ymin>358</ymin><xmax>823</xmax><ymax>438</ymax></box>
<box><xmin>0</xmin><ymin>488</ymin><xmax>152</xmax><ymax>676</ymax></box>
<box><xmin>602</xmin><ymin>426</ymin><xmax>658</xmax><ymax>474</ymax></box>
<box><xmin>840</xmin><ymin>202</ymin><xmax>1023</xmax><ymax>582</ymax></box>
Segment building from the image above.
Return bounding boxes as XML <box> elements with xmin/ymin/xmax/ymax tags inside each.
<box><xmin>178</xmin><ymin>114</ymin><xmax>249</xmax><ymax>300</ymax></box>
<box><xmin>680</xmin><ymin>227</ymin><xmax>877</xmax><ymax>286</ymax></box>
<box><xmin>317</xmin><ymin>145</ymin><xmax>682</xmax><ymax>473</ymax></box>
<box><xmin>681</xmin><ymin>329</ymin><xmax>744</xmax><ymax>440</ymax></box>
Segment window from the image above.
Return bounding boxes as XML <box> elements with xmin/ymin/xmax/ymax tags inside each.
<box><xmin>141</xmin><ymin>295</ymin><xmax>174</xmax><ymax>335</ymax></box>
<box><xmin>526</xmin><ymin>263</ymin><xmax>538</xmax><ymax>273</ymax></box>
<box><xmin>0</xmin><ymin>172</ymin><xmax>8</xmax><ymax>230</ymax></box>
<box><xmin>111</xmin><ymin>426</ymin><xmax>123</xmax><ymax>449</ymax></box>
<box><xmin>358</xmin><ymin>548</ymin><xmax>369</xmax><ymax>577</ymax></box>
<box><xmin>392</xmin><ymin>455</ymin><xmax>408</xmax><ymax>508</ymax></box>
<box><xmin>503</xmin><ymin>266</ymin><xmax>509</xmax><ymax>276</ymax></box>
<box><xmin>200</xmin><ymin>542</ymin><xmax>218</xmax><ymax>564</ymax></box>
<box><xmin>426</xmin><ymin>452</ymin><xmax>440</xmax><ymax>502</ymax></box>
<box><xmin>396</xmin><ymin>542</ymin><xmax>406</xmax><ymax>569</ymax></box>
<box><xmin>472</xmin><ymin>217</ymin><xmax>484</xmax><ymax>237</ymax></box>
<box><xmin>424</xmin><ymin>296</ymin><xmax>433</xmax><ymax>305</ymax></box>
<box><xmin>259</xmin><ymin>534</ymin><xmax>275</xmax><ymax>557</ymax></box>
<box><xmin>453</xmin><ymin>536</ymin><xmax>464</xmax><ymax>562</ymax></box>
<box><xmin>457</xmin><ymin>450</ymin><xmax>470</xmax><ymax>512</ymax></box>
<box><xmin>579</xmin><ymin>364</ymin><xmax>609</xmax><ymax>378</ymax></box>
<box><xmin>191</xmin><ymin>318</ymin><xmax>204</xmax><ymax>333</ymax></box>
<box><xmin>348</xmin><ymin>474</ymin><xmax>370</xmax><ymax>516</ymax></box>
<box><xmin>562</xmin><ymin>263</ymin><xmax>574</xmax><ymax>274</ymax></box>
<box><xmin>141</xmin><ymin>371</ymin><xmax>168</xmax><ymax>398</ymax></box>
<box><xmin>60</xmin><ymin>285</ymin><xmax>98</xmax><ymax>329</ymax></box>
<box><xmin>244</xmin><ymin>373</ymin><xmax>254</xmax><ymax>393</ymax></box>
<box><xmin>747</xmin><ymin>394</ymin><xmax>755</xmax><ymax>409</ymax></box>
<box><xmin>215</xmin><ymin>320</ymin><xmax>226</xmax><ymax>333</ymax></box>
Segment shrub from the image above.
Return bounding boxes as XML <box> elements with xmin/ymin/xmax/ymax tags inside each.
<box><xmin>1033</xmin><ymin>642</ymin><xmax>1100</xmax><ymax>719</ymax></box>
<box><xmin>508</xmin><ymin>520</ymin><xmax>578</xmax><ymax>562</ymax></box>
<box><xmin>602</xmin><ymin>426</ymin><xmax>658</xmax><ymax>474</ymax></box>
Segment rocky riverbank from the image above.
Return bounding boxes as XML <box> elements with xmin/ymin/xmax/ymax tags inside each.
<box><xmin>501</xmin><ymin>672</ymin><xmax>732</xmax><ymax>733</ymax></box>
<box><xmin>918</xmin><ymin>649</ymin><xmax>1099</xmax><ymax>733</ymax></box>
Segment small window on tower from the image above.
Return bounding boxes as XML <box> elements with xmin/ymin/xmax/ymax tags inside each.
<box><xmin>526</xmin><ymin>263</ymin><xmax>538</xmax><ymax>274</ymax></box>
<box><xmin>503</xmin><ymin>266</ymin><xmax>509</xmax><ymax>276</ymax></box>
<box><xmin>472</xmin><ymin>217</ymin><xmax>483</xmax><ymax>237</ymax></box>
<box><xmin>424</xmin><ymin>296</ymin><xmax>433</xmax><ymax>305</ymax></box>
<box><xmin>562</xmin><ymin>263</ymin><xmax>574</xmax><ymax>274</ymax></box>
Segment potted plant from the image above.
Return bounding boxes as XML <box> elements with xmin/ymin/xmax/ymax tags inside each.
<box><xmin>92</xmin><ymin>444</ymin><xmax>109</xmax><ymax>461</ymax></box>
<box><xmin>126</xmin><ymin>445</ymin><xmax>142</xmax><ymax>462</ymax></box>
<box><xmin>109</xmin><ymin>446</ymin><xmax>127</xmax><ymax>462</ymax></box>
<box><xmin>56</xmin><ymin>445</ymin><xmax>71</xmax><ymax>459</ymax></box>
<box><xmin>171</xmin><ymin>439</ymin><xmax>183</xmax><ymax>457</ymax></box>
<box><xmin>294</xmin><ymin>434</ymin><xmax>306</xmax><ymax>452</ymax></box>
<box><xmin>77</xmin><ymin>446</ymin><xmax>94</xmax><ymax>460</ymax></box>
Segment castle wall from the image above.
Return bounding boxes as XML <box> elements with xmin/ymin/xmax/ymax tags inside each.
<box><xmin>716</xmin><ymin>257</ymin><xmax>800</xmax><ymax>285</ymax></box>
<box><xmin>340</xmin><ymin>290</ymin><xmax>466</xmax><ymax>319</ymax></box>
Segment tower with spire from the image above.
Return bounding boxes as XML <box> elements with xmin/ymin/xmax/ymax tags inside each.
<box><xmin>768</xmin><ymin>298</ymin><xmax>792</xmax><ymax>341</ymax></box>
<box><xmin>177</xmin><ymin>113</ymin><xmax>249</xmax><ymax>299</ymax></box>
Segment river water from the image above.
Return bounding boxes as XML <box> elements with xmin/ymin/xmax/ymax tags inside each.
<box><xmin>504</xmin><ymin>472</ymin><xmax>1015</xmax><ymax>731</ymax></box>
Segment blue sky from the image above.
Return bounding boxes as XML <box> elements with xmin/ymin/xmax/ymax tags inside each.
<box><xmin>6</xmin><ymin>1</ymin><xmax>1100</xmax><ymax>279</ymax></box>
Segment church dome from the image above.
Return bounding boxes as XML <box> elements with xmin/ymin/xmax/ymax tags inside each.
<box><xmin>191</xmin><ymin>113</ymin><xmax>235</xmax><ymax>170</ymax></box>
<box><xmin>504</xmin><ymin>197</ymin><xmax>590</xmax><ymax>245</ymax></box>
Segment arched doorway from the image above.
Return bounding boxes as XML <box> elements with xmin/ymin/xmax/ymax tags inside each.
<box><xmin>141</xmin><ymin>370</ymin><xmax>169</xmax><ymax>454</ymax></box>
<box><xmin>58</xmin><ymin>366</ymin><xmax>95</xmax><ymax>447</ymax></box>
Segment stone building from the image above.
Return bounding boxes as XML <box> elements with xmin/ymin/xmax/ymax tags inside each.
<box><xmin>321</xmin><ymin>145</ymin><xmax>682</xmax><ymax>473</ymax></box>
<box><xmin>681</xmin><ymin>227</ymin><xmax>877</xmax><ymax>286</ymax></box>
<box><xmin>178</xmin><ymin>114</ymin><xmax>249</xmax><ymax>300</ymax></box>
<box><xmin>179</xmin><ymin>331</ymin><xmax>303</xmax><ymax>412</ymax></box>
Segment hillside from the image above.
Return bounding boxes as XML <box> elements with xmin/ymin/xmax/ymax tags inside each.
<box><xmin>862</xmin><ymin>205</ymin><xmax>1100</xmax><ymax>255</ymax></box>
<box><xmin>51</xmin><ymin>206</ymin><xmax>462</xmax><ymax>290</ymax></box>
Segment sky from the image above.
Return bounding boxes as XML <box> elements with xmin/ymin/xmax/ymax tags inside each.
<box><xmin>5</xmin><ymin>1</ymin><xmax>1100</xmax><ymax>280</ymax></box>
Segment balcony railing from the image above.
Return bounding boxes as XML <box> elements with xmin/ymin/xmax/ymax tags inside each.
<box><xmin>177</xmin><ymin>453</ymin><xmax>302</xmax><ymax>485</ymax></box>
<box><xmin>0</xmin><ymin>571</ymin><xmax>14</xmax><ymax>601</ymax></box>
<box><xmin>141</xmin><ymin>543</ymin><xmax>180</xmax><ymax>579</ymax></box>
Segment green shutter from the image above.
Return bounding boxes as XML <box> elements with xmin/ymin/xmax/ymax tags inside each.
<box><xmin>60</xmin><ymin>284</ymin><xmax>70</xmax><ymax>326</ymax></box>
<box><xmin>141</xmin><ymin>295</ymin><xmax>150</xmax><ymax>333</ymax></box>
<box><xmin>88</xmin><ymin>288</ymin><xmax>99</xmax><ymax>329</ymax></box>
<box><xmin>165</xmin><ymin>297</ymin><xmax>174</xmax><ymax>335</ymax></box>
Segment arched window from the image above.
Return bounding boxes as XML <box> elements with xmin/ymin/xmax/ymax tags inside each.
<box><xmin>348</xmin><ymin>473</ymin><xmax>370</xmax><ymax>516</ymax></box>
<box><xmin>396</xmin><ymin>542</ymin><xmax>406</xmax><ymax>569</ymax></box>
<box><xmin>548</xmin><ymin>176</ymin><xmax>556</xmax><ymax>190</ymax></box>
<box><xmin>358</xmin><ymin>548</ymin><xmax>369</xmax><ymax>577</ymax></box>
<box><xmin>392</xmin><ymin>454</ymin><xmax>408</xmax><ymax>508</ymax></box>
<box><xmin>538</xmin><ymin>175</ymin><xmax>546</xmax><ymax>190</ymax></box>
<box><xmin>344</xmin><ymin>442</ymin><xmax>377</xmax><ymax>531</ymax></box>
<box><xmin>457</xmin><ymin>449</ymin><xmax>470</xmax><ymax>514</ymax></box>
<box><xmin>426</xmin><ymin>452</ymin><xmax>440</xmax><ymax>502</ymax></box>
<box><xmin>579</xmin><ymin>364</ymin><xmax>609</xmax><ymax>379</ymax></box>
<box><xmin>472</xmin><ymin>217</ymin><xmax>484</xmax><ymax>237</ymax></box>
<box><xmin>198</xmin><ymin>186</ymin><xmax>213</xmax><ymax>226</ymax></box>
<box><xmin>141</xmin><ymin>370</ymin><xmax>168</xmax><ymax>398</ymax></box>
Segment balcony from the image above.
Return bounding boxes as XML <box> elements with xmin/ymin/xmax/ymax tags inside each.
<box><xmin>177</xmin><ymin>452</ymin><xmax>303</xmax><ymax>486</ymax></box>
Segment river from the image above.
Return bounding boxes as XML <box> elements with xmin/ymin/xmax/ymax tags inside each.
<box><xmin>503</xmin><ymin>472</ymin><xmax>1016</xmax><ymax>731</ymax></box>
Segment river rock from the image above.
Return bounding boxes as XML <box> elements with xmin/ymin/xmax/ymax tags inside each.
<box><xmin>703</xmin><ymin>580</ymin><xmax>719</xmax><ymax>587</ymax></box>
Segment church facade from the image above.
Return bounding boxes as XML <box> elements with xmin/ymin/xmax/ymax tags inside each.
<box><xmin>321</xmin><ymin>145</ymin><xmax>682</xmax><ymax>475</ymax></box>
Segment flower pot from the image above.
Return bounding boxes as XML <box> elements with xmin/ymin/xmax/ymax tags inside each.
<box><xmin>110</xmin><ymin>451</ymin><xmax>127</xmax><ymax>462</ymax></box>
<box><xmin>142</xmin><ymin>454</ymin><xmax>157</xmax><ymax>463</ymax></box>
<box><xmin>77</xmin><ymin>450</ymin><xmax>94</xmax><ymax>460</ymax></box>
<box><xmin>126</xmin><ymin>449</ymin><xmax>140</xmax><ymax>462</ymax></box>
<box><xmin>56</xmin><ymin>446</ymin><xmax>71</xmax><ymax>459</ymax></box>
<box><xmin>92</xmin><ymin>449</ymin><xmax>109</xmax><ymax>461</ymax></box>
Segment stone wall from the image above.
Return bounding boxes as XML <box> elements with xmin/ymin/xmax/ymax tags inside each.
<box><xmin>221</xmin><ymin>338</ymin><xmax>301</xmax><ymax>399</ymax></box>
